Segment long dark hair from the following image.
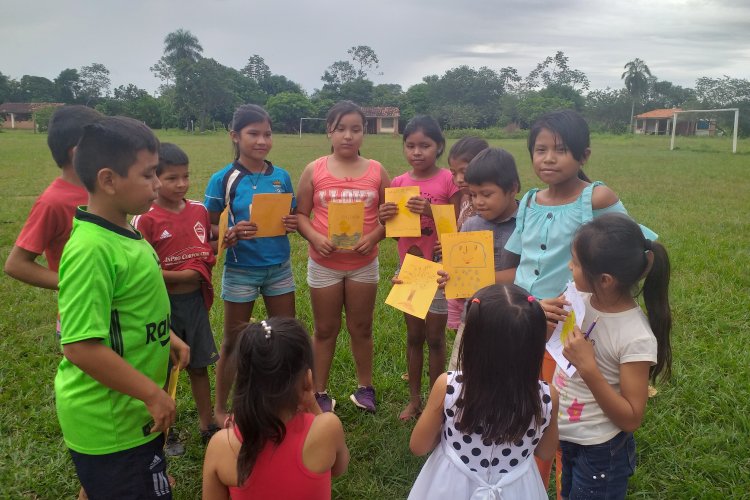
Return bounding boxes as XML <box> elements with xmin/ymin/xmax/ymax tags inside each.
<box><xmin>528</xmin><ymin>109</ymin><xmax>591</xmax><ymax>182</ymax></box>
<box><xmin>455</xmin><ymin>284</ymin><xmax>548</xmax><ymax>443</ymax></box>
<box><xmin>573</xmin><ymin>213</ymin><xmax>672</xmax><ymax>382</ymax></box>
<box><xmin>233</xmin><ymin>317</ymin><xmax>313</xmax><ymax>483</ymax></box>
<box><xmin>402</xmin><ymin>115</ymin><xmax>446</xmax><ymax>158</ymax></box>
<box><xmin>448</xmin><ymin>136</ymin><xmax>488</xmax><ymax>165</ymax></box>
<box><xmin>326</xmin><ymin>100</ymin><xmax>366</xmax><ymax>154</ymax></box>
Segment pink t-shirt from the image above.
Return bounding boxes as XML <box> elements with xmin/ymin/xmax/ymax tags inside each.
<box><xmin>390</xmin><ymin>168</ymin><xmax>458</xmax><ymax>262</ymax></box>
<box><xmin>229</xmin><ymin>412</ymin><xmax>331</xmax><ymax>500</ymax></box>
<box><xmin>309</xmin><ymin>156</ymin><xmax>382</xmax><ymax>271</ymax></box>
<box><xmin>15</xmin><ymin>177</ymin><xmax>88</xmax><ymax>272</ymax></box>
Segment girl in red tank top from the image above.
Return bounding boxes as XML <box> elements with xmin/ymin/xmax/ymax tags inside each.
<box><xmin>202</xmin><ymin>318</ymin><xmax>349</xmax><ymax>499</ymax></box>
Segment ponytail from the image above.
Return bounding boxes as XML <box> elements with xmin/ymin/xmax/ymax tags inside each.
<box><xmin>577</xmin><ymin>168</ymin><xmax>591</xmax><ymax>182</ymax></box>
<box><xmin>642</xmin><ymin>241</ymin><xmax>672</xmax><ymax>383</ymax></box>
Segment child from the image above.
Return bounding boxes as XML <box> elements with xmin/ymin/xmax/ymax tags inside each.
<box><xmin>5</xmin><ymin>105</ymin><xmax>101</xmax><ymax>294</ymax></box>
<box><xmin>202</xmin><ymin>318</ymin><xmax>349</xmax><ymax>498</ymax></box>
<box><xmin>546</xmin><ymin>213</ymin><xmax>672</xmax><ymax>498</ymax></box>
<box><xmin>408</xmin><ymin>284</ymin><xmax>559</xmax><ymax>499</ymax></box>
<box><xmin>55</xmin><ymin>116</ymin><xmax>190</xmax><ymax>499</ymax></box>
<box><xmin>296</xmin><ymin>100</ymin><xmax>390</xmax><ymax>413</ymax></box>
<box><xmin>445</xmin><ymin>136</ymin><xmax>489</xmax><ymax>332</ymax></box>
<box><xmin>503</xmin><ymin>109</ymin><xmax>656</xmax><ymax>490</ymax></box>
<box><xmin>132</xmin><ymin>142</ymin><xmax>220</xmax><ymax>452</ymax></box>
<box><xmin>203</xmin><ymin>104</ymin><xmax>298</xmax><ymax>427</ymax></box>
<box><xmin>378</xmin><ymin>115</ymin><xmax>460</xmax><ymax>420</ymax></box>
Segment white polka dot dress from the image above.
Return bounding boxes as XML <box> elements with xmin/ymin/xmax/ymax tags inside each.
<box><xmin>408</xmin><ymin>372</ymin><xmax>552</xmax><ymax>500</ymax></box>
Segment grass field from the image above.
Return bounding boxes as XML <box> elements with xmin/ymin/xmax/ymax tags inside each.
<box><xmin>0</xmin><ymin>128</ymin><xmax>748</xmax><ymax>499</ymax></box>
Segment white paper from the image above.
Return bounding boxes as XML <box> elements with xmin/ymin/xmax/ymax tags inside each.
<box><xmin>545</xmin><ymin>281</ymin><xmax>586</xmax><ymax>377</ymax></box>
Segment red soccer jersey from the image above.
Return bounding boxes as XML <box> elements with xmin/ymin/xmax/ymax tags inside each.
<box><xmin>132</xmin><ymin>200</ymin><xmax>216</xmax><ymax>307</ymax></box>
<box><xmin>15</xmin><ymin>178</ymin><xmax>89</xmax><ymax>272</ymax></box>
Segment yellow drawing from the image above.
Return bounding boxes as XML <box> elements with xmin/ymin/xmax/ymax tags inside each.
<box><xmin>384</xmin><ymin>186</ymin><xmax>421</xmax><ymax>237</ymax></box>
<box><xmin>432</xmin><ymin>204</ymin><xmax>457</xmax><ymax>239</ymax></box>
<box><xmin>216</xmin><ymin>206</ymin><xmax>229</xmax><ymax>258</ymax></box>
<box><xmin>559</xmin><ymin>310</ymin><xmax>577</xmax><ymax>344</ymax></box>
<box><xmin>328</xmin><ymin>202</ymin><xmax>364</xmax><ymax>249</ymax></box>
<box><xmin>385</xmin><ymin>254</ymin><xmax>442</xmax><ymax>319</ymax></box>
<box><xmin>249</xmin><ymin>193</ymin><xmax>293</xmax><ymax>237</ymax></box>
<box><xmin>441</xmin><ymin>231</ymin><xmax>495</xmax><ymax>299</ymax></box>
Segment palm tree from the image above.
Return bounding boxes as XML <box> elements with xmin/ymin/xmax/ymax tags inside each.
<box><xmin>622</xmin><ymin>58</ymin><xmax>652</xmax><ymax>133</ymax></box>
<box><xmin>163</xmin><ymin>29</ymin><xmax>203</xmax><ymax>67</ymax></box>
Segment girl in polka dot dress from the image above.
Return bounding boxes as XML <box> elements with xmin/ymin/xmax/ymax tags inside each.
<box><xmin>409</xmin><ymin>284</ymin><xmax>559</xmax><ymax>499</ymax></box>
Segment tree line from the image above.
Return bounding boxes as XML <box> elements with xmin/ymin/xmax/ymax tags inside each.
<box><xmin>1</xmin><ymin>29</ymin><xmax>748</xmax><ymax>136</ymax></box>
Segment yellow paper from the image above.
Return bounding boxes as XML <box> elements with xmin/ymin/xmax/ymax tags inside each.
<box><xmin>328</xmin><ymin>202</ymin><xmax>364</xmax><ymax>250</ymax></box>
<box><xmin>442</xmin><ymin>230</ymin><xmax>496</xmax><ymax>299</ymax></box>
<box><xmin>432</xmin><ymin>204</ymin><xmax>457</xmax><ymax>238</ymax></box>
<box><xmin>249</xmin><ymin>193</ymin><xmax>293</xmax><ymax>237</ymax></box>
<box><xmin>216</xmin><ymin>206</ymin><xmax>229</xmax><ymax>258</ymax></box>
<box><xmin>385</xmin><ymin>186</ymin><xmax>421</xmax><ymax>237</ymax></box>
<box><xmin>559</xmin><ymin>310</ymin><xmax>577</xmax><ymax>344</ymax></box>
<box><xmin>167</xmin><ymin>366</ymin><xmax>180</xmax><ymax>400</ymax></box>
<box><xmin>385</xmin><ymin>254</ymin><xmax>443</xmax><ymax>319</ymax></box>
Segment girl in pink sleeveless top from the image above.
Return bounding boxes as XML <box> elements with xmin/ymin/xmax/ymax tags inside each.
<box><xmin>296</xmin><ymin>101</ymin><xmax>391</xmax><ymax>414</ymax></box>
<box><xmin>202</xmin><ymin>318</ymin><xmax>349</xmax><ymax>499</ymax></box>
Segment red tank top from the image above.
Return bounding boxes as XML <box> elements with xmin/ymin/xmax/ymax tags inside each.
<box><xmin>229</xmin><ymin>412</ymin><xmax>331</xmax><ymax>500</ymax></box>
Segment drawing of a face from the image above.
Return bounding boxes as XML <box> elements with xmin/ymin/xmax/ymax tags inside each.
<box><xmin>450</xmin><ymin>241</ymin><xmax>487</xmax><ymax>268</ymax></box>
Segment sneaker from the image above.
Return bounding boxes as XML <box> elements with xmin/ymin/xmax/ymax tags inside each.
<box><xmin>315</xmin><ymin>392</ymin><xmax>336</xmax><ymax>413</ymax></box>
<box><xmin>350</xmin><ymin>386</ymin><xmax>376</xmax><ymax>413</ymax></box>
<box><xmin>200</xmin><ymin>423</ymin><xmax>220</xmax><ymax>445</ymax></box>
<box><xmin>165</xmin><ymin>428</ymin><xmax>185</xmax><ymax>457</ymax></box>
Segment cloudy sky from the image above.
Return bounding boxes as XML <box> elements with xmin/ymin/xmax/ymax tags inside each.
<box><xmin>2</xmin><ymin>0</ymin><xmax>748</xmax><ymax>95</ymax></box>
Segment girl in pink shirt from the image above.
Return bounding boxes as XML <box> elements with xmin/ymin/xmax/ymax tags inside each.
<box><xmin>296</xmin><ymin>101</ymin><xmax>391</xmax><ymax>414</ymax></box>
<box><xmin>379</xmin><ymin>116</ymin><xmax>460</xmax><ymax>420</ymax></box>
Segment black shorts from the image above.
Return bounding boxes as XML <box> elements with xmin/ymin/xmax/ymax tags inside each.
<box><xmin>169</xmin><ymin>291</ymin><xmax>219</xmax><ymax>369</ymax></box>
<box><xmin>69</xmin><ymin>434</ymin><xmax>171</xmax><ymax>499</ymax></box>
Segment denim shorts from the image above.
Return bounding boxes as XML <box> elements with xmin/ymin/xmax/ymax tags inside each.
<box><xmin>306</xmin><ymin>257</ymin><xmax>379</xmax><ymax>289</ymax></box>
<box><xmin>221</xmin><ymin>260</ymin><xmax>295</xmax><ymax>303</ymax></box>
<box><xmin>560</xmin><ymin>431</ymin><xmax>636</xmax><ymax>500</ymax></box>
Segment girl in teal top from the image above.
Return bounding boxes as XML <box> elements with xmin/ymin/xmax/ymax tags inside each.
<box><xmin>503</xmin><ymin>109</ymin><xmax>655</xmax><ymax>492</ymax></box>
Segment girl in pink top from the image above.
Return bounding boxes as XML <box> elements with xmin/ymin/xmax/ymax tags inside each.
<box><xmin>379</xmin><ymin>116</ymin><xmax>460</xmax><ymax>420</ymax></box>
<box><xmin>296</xmin><ymin>101</ymin><xmax>391</xmax><ymax>414</ymax></box>
<box><xmin>202</xmin><ymin>318</ymin><xmax>349</xmax><ymax>499</ymax></box>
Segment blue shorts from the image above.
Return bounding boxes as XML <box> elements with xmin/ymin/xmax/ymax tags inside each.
<box><xmin>560</xmin><ymin>431</ymin><xmax>636</xmax><ymax>500</ymax></box>
<box><xmin>221</xmin><ymin>261</ymin><xmax>295</xmax><ymax>303</ymax></box>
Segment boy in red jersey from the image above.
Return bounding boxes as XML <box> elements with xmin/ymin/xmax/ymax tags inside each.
<box><xmin>5</xmin><ymin>105</ymin><xmax>101</xmax><ymax>293</ymax></box>
<box><xmin>133</xmin><ymin>143</ymin><xmax>220</xmax><ymax>453</ymax></box>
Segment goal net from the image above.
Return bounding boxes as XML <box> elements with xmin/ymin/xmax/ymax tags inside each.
<box><xmin>670</xmin><ymin>108</ymin><xmax>739</xmax><ymax>153</ymax></box>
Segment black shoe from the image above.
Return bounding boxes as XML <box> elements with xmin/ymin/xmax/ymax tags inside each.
<box><xmin>200</xmin><ymin>423</ymin><xmax>221</xmax><ymax>445</ymax></box>
<box><xmin>165</xmin><ymin>428</ymin><xmax>185</xmax><ymax>457</ymax></box>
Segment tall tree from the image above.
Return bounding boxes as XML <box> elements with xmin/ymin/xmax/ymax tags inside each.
<box><xmin>54</xmin><ymin>68</ymin><xmax>81</xmax><ymax>103</ymax></box>
<box><xmin>163</xmin><ymin>29</ymin><xmax>203</xmax><ymax>66</ymax></box>
<box><xmin>347</xmin><ymin>45</ymin><xmax>379</xmax><ymax>79</ymax></box>
<box><xmin>525</xmin><ymin>52</ymin><xmax>590</xmax><ymax>92</ymax></box>
<box><xmin>79</xmin><ymin>63</ymin><xmax>111</xmax><ymax>105</ymax></box>
<box><xmin>19</xmin><ymin>75</ymin><xmax>57</xmax><ymax>102</ymax></box>
<box><xmin>242</xmin><ymin>55</ymin><xmax>271</xmax><ymax>83</ymax></box>
<box><xmin>621</xmin><ymin>58</ymin><xmax>652</xmax><ymax>132</ymax></box>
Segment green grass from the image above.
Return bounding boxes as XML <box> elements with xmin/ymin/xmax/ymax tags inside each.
<box><xmin>0</xmin><ymin>129</ymin><xmax>748</xmax><ymax>498</ymax></box>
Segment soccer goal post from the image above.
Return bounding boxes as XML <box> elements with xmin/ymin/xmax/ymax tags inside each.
<box><xmin>299</xmin><ymin>117</ymin><xmax>326</xmax><ymax>138</ymax></box>
<box><xmin>670</xmin><ymin>108</ymin><xmax>739</xmax><ymax>153</ymax></box>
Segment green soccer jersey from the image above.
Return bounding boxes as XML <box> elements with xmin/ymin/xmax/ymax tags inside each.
<box><xmin>55</xmin><ymin>208</ymin><xmax>171</xmax><ymax>455</ymax></box>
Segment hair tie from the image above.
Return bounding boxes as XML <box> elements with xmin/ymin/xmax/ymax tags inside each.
<box><xmin>261</xmin><ymin>320</ymin><xmax>272</xmax><ymax>339</ymax></box>
<box><xmin>471</xmin><ymin>298</ymin><xmax>480</xmax><ymax>304</ymax></box>
<box><xmin>644</xmin><ymin>239</ymin><xmax>653</xmax><ymax>252</ymax></box>
<box><xmin>527</xmin><ymin>295</ymin><xmax>536</xmax><ymax>303</ymax></box>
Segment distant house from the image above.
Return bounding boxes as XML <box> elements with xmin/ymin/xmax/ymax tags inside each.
<box><xmin>0</xmin><ymin>102</ymin><xmax>64</xmax><ymax>129</ymax></box>
<box><xmin>361</xmin><ymin>106</ymin><xmax>399</xmax><ymax>134</ymax></box>
<box><xmin>634</xmin><ymin>108</ymin><xmax>716</xmax><ymax>136</ymax></box>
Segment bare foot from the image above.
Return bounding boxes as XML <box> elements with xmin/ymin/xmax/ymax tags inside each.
<box><xmin>399</xmin><ymin>401</ymin><xmax>422</xmax><ymax>421</ymax></box>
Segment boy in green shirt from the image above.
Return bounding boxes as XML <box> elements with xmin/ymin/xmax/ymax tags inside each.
<box><xmin>55</xmin><ymin>116</ymin><xmax>189</xmax><ymax>499</ymax></box>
